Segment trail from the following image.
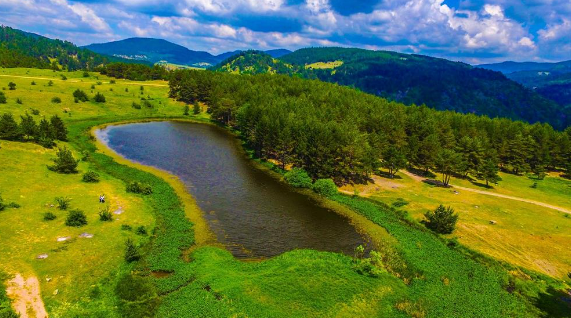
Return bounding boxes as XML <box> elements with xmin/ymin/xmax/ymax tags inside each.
<box><xmin>6</xmin><ymin>274</ymin><xmax>48</xmax><ymax>318</ymax></box>
<box><xmin>400</xmin><ymin>171</ymin><xmax>571</xmax><ymax>214</ymax></box>
<box><xmin>0</xmin><ymin>74</ymin><xmax>168</xmax><ymax>87</ymax></box>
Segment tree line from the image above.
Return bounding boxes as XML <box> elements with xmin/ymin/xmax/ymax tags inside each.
<box><xmin>95</xmin><ymin>63</ymin><xmax>169</xmax><ymax>81</ymax></box>
<box><xmin>0</xmin><ymin>112</ymin><xmax>67</xmax><ymax>148</ymax></box>
<box><xmin>169</xmin><ymin>70</ymin><xmax>571</xmax><ymax>185</ymax></box>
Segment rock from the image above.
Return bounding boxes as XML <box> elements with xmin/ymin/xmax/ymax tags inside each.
<box><xmin>46</xmin><ymin>277</ymin><xmax>52</xmax><ymax>282</ymax></box>
<box><xmin>57</xmin><ymin>236</ymin><xmax>70</xmax><ymax>242</ymax></box>
<box><xmin>489</xmin><ymin>220</ymin><xmax>497</xmax><ymax>225</ymax></box>
<box><xmin>53</xmin><ymin>289</ymin><xmax>58</xmax><ymax>295</ymax></box>
<box><xmin>36</xmin><ymin>253</ymin><xmax>48</xmax><ymax>259</ymax></box>
<box><xmin>79</xmin><ymin>232</ymin><xmax>93</xmax><ymax>238</ymax></box>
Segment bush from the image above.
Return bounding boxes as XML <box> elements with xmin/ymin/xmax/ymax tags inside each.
<box><xmin>73</xmin><ymin>89</ymin><xmax>89</xmax><ymax>102</ymax></box>
<box><xmin>193</xmin><ymin>103</ymin><xmax>201</xmax><ymax>115</ymax></box>
<box><xmin>424</xmin><ymin>205</ymin><xmax>458</xmax><ymax>234</ymax></box>
<box><xmin>43</xmin><ymin>212</ymin><xmax>57</xmax><ymax>221</ymax></box>
<box><xmin>48</xmin><ymin>147</ymin><xmax>79</xmax><ymax>173</ymax></box>
<box><xmin>30</xmin><ymin>108</ymin><xmax>40</xmax><ymax>115</ymax></box>
<box><xmin>65</xmin><ymin>209</ymin><xmax>87</xmax><ymax>227</ymax></box>
<box><xmin>121</xmin><ymin>224</ymin><xmax>132</xmax><ymax>231</ymax></box>
<box><xmin>142</xmin><ymin>100</ymin><xmax>152</xmax><ymax>108</ymax></box>
<box><xmin>94</xmin><ymin>92</ymin><xmax>106</xmax><ymax>103</ymax></box>
<box><xmin>110</xmin><ymin>79</ymin><xmax>116</xmax><ymax>84</ymax></box>
<box><xmin>353</xmin><ymin>250</ymin><xmax>386</xmax><ymax>277</ymax></box>
<box><xmin>60</xmin><ymin>75</ymin><xmax>67</xmax><ymax>80</ymax></box>
<box><xmin>55</xmin><ymin>196</ymin><xmax>71</xmax><ymax>210</ymax></box>
<box><xmin>136</xmin><ymin>226</ymin><xmax>147</xmax><ymax>236</ymax></box>
<box><xmin>132</xmin><ymin>102</ymin><xmax>141</xmax><ymax>109</ymax></box>
<box><xmin>51</xmin><ymin>96</ymin><xmax>61</xmax><ymax>103</ymax></box>
<box><xmin>312</xmin><ymin>179</ymin><xmax>338</xmax><ymax>197</ymax></box>
<box><xmin>99</xmin><ymin>206</ymin><xmax>113</xmax><ymax>221</ymax></box>
<box><xmin>0</xmin><ymin>196</ymin><xmax>4</xmax><ymax>211</ymax></box>
<box><xmin>126</xmin><ymin>182</ymin><xmax>152</xmax><ymax>195</ymax></box>
<box><xmin>392</xmin><ymin>198</ymin><xmax>409</xmax><ymax>208</ymax></box>
<box><xmin>0</xmin><ymin>92</ymin><xmax>6</xmax><ymax>104</ymax></box>
<box><xmin>7</xmin><ymin>202</ymin><xmax>20</xmax><ymax>208</ymax></box>
<box><xmin>83</xmin><ymin>71</ymin><xmax>89</xmax><ymax>78</ymax></box>
<box><xmin>16</xmin><ymin>98</ymin><xmax>22</xmax><ymax>104</ymax></box>
<box><xmin>124</xmin><ymin>238</ymin><xmax>140</xmax><ymax>262</ymax></box>
<box><xmin>183</xmin><ymin>105</ymin><xmax>190</xmax><ymax>116</ymax></box>
<box><xmin>284</xmin><ymin>168</ymin><xmax>312</xmax><ymax>188</ymax></box>
<box><xmin>8</xmin><ymin>82</ymin><xmax>16</xmax><ymax>90</ymax></box>
<box><xmin>31</xmin><ymin>81</ymin><xmax>36</xmax><ymax>85</ymax></box>
<box><xmin>48</xmin><ymin>80</ymin><xmax>53</xmax><ymax>86</ymax></box>
<box><xmin>82</xmin><ymin>171</ymin><xmax>100</xmax><ymax>183</ymax></box>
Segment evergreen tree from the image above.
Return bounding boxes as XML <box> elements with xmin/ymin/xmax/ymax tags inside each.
<box><xmin>193</xmin><ymin>103</ymin><xmax>201</xmax><ymax>115</ymax></box>
<box><xmin>381</xmin><ymin>146</ymin><xmax>407</xmax><ymax>178</ymax></box>
<box><xmin>93</xmin><ymin>92</ymin><xmax>106</xmax><ymax>103</ymax></box>
<box><xmin>7</xmin><ymin>82</ymin><xmax>16</xmax><ymax>90</ymax></box>
<box><xmin>125</xmin><ymin>238</ymin><xmax>140</xmax><ymax>262</ymax></box>
<box><xmin>19</xmin><ymin>113</ymin><xmax>38</xmax><ymax>140</ymax></box>
<box><xmin>434</xmin><ymin>149</ymin><xmax>461</xmax><ymax>186</ymax></box>
<box><xmin>0</xmin><ymin>113</ymin><xmax>22</xmax><ymax>140</ymax></box>
<box><xmin>50</xmin><ymin>115</ymin><xmax>67</xmax><ymax>141</ymax></box>
<box><xmin>424</xmin><ymin>205</ymin><xmax>458</xmax><ymax>234</ymax></box>
<box><xmin>48</xmin><ymin>146</ymin><xmax>78</xmax><ymax>173</ymax></box>
<box><xmin>477</xmin><ymin>158</ymin><xmax>501</xmax><ymax>187</ymax></box>
<box><xmin>0</xmin><ymin>92</ymin><xmax>6</xmax><ymax>104</ymax></box>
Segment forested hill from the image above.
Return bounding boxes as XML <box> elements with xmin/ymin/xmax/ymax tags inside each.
<box><xmin>0</xmin><ymin>26</ymin><xmax>122</xmax><ymax>70</ymax></box>
<box><xmin>213</xmin><ymin>51</ymin><xmax>300</xmax><ymax>75</ymax></box>
<box><xmin>214</xmin><ymin>47</ymin><xmax>569</xmax><ymax>129</ymax></box>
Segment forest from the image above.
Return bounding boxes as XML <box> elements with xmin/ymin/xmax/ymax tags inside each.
<box><xmin>214</xmin><ymin>48</ymin><xmax>571</xmax><ymax>129</ymax></box>
<box><xmin>0</xmin><ymin>26</ymin><xmax>135</xmax><ymax>71</ymax></box>
<box><xmin>169</xmin><ymin>69</ymin><xmax>571</xmax><ymax>185</ymax></box>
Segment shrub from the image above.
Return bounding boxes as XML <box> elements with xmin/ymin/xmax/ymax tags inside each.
<box><xmin>99</xmin><ymin>206</ymin><xmax>113</xmax><ymax>222</ymax></box>
<box><xmin>8</xmin><ymin>82</ymin><xmax>16</xmax><ymax>90</ymax></box>
<box><xmin>0</xmin><ymin>92</ymin><xmax>6</xmax><ymax>104</ymax></box>
<box><xmin>424</xmin><ymin>205</ymin><xmax>458</xmax><ymax>234</ymax></box>
<box><xmin>48</xmin><ymin>80</ymin><xmax>53</xmax><ymax>86</ymax></box>
<box><xmin>55</xmin><ymin>196</ymin><xmax>71</xmax><ymax>210</ymax></box>
<box><xmin>392</xmin><ymin>198</ymin><xmax>409</xmax><ymax>208</ymax></box>
<box><xmin>115</xmin><ymin>273</ymin><xmax>159</xmax><ymax>317</ymax></box>
<box><xmin>51</xmin><ymin>96</ymin><xmax>61</xmax><ymax>103</ymax></box>
<box><xmin>121</xmin><ymin>224</ymin><xmax>132</xmax><ymax>231</ymax></box>
<box><xmin>91</xmin><ymin>85</ymin><xmax>95</xmax><ymax>89</ymax></box>
<box><xmin>312</xmin><ymin>179</ymin><xmax>338</xmax><ymax>197</ymax></box>
<box><xmin>82</xmin><ymin>171</ymin><xmax>100</xmax><ymax>183</ymax></box>
<box><xmin>73</xmin><ymin>89</ymin><xmax>89</xmax><ymax>102</ymax></box>
<box><xmin>124</xmin><ymin>239</ymin><xmax>140</xmax><ymax>262</ymax></box>
<box><xmin>0</xmin><ymin>195</ymin><xmax>4</xmax><ymax>211</ymax></box>
<box><xmin>48</xmin><ymin>147</ymin><xmax>79</xmax><ymax>173</ymax></box>
<box><xmin>16</xmin><ymin>98</ymin><xmax>22</xmax><ymax>104</ymax></box>
<box><xmin>96</xmin><ymin>81</ymin><xmax>102</xmax><ymax>85</ymax></box>
<box><xmin>183</xmin><ymin>105</ymin><xmax>190</xmax><ymax>116</ymax></box>
<box><xmin>83</xmin><ymin>71</ymin><xmax>90</xmax><ymax>78</ymax></box>
<box><xmin>30</xmin><ymin>108</ymin><xmax>40</xmax><ymax>115</ymax></box>
<box><xmin>31</xmin><ymin>81</ymin><xmax>36</xmax><ymax>85</ymax></box>
<box><xmin>7</xmin><ymin>202</ymin><xmax>20</xmax><ymax>208</ymax></box>
<box><xmin>193</xmin><ymin>103</ymin><xmax>201</xmax><ymax>114</ymax></box>
<box><xmin>142</xmin><ymin>100</ymin><xmax>152</xmax><ymax>108</ymax></box>
<box><xmin>131</xmin><ymin>102</ymin><xmax>141</xmax><ymax>109</ymax></box>
<box><xmin>65</xmin><ymin>209</ymin><xmax>87</xmax><ymax>227</ymax></box>
<box><xmin>110</xmin><ymin>79</ymin><xmax>116</xmax><ymax>84</ymax></box>
<box><xmin>43</xmin><ymin>212</ymin><xmax>57</xmax><ymax>221</ymax></box>
<box><xmin>94</xmin><ymin>92</ymin><xmax>106</xmax><ymax>103</ymax></box>
<box><xmin>60</xmin><ymin>75</ymin><xmax>67</xmax><ymax>80</ymax></box>
<box><xmin>353</xmin><ymin>250</ymin><xmax>386</xmax><ymax>277</ymax></box>
<box><xmin>126</xmin><ymin>182</ymin><xmax>152</xmax><ymax>195</ymax></box>
<box><xmin>136</xmin><ymin>226</ymin><xmax>147</xmax><ymax>236</ymax></box>
<box><xmin>284</xmin><ymin>168</ymin><xmax>312</xmax><ymax>188</ymax></box>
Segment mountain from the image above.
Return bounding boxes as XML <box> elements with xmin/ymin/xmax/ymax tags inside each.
<box><xmin>84</xmin><ymin>37</ymin><xmax>219</xmax><ymax>67</ymax></box>
<box><xmin>0</xmin><ymin>26</ymin><xmax>122</xmax><ymax>70</ymax></box>
<box><xmin>479</xmin><ymin>60</ymin><xmax>571</xmax><ymax>110</ymax></box>
<box><xmin>214</xmin><ymin>47</ymin><xmax>569</xmax><ymax>129</ymax></box>
<box><xmin>214</xmin><ymin>50</ymin><xmax>299</xmax><ymax>75</ymax></box>
<box><xmin>84</xmin><ymin>37</ymin><xmax>291</xmax><ymax>68</ymax></box>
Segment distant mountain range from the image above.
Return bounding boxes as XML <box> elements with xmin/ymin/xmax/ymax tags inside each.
<box><xmin>478</xmin><ymin>60</ymin><xmax>571</xmax><ymax>109</ymax></box>
<box><xmin>83</xmin><ymin>38</ymin><xmax>291</xmax><ymax>68</ymax></box>
<box><xmin>214</xmin><ymin>48</ymin><xmax>570</xmax><ymax>129</ymax></box>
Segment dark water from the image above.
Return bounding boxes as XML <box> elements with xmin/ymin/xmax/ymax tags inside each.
<box><xmin>97</xmin><ymin>121</ymin><xmax>365</xmax><ymax>258</ymax></box>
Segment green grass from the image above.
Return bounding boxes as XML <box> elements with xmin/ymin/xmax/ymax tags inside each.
<box><xmin>0</xmin><ymin>68</ymin><xmax>569</xmax><ymax>317</ymax></box>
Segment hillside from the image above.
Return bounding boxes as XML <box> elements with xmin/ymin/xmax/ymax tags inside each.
<box><xmin>213</xmin><ymin>50</ymin><xmax>300</xmax><ymax>75</ymax></box>
<box><xmin>84</xmin><ymin>37</ymin><xmax>219</xmax><ymax>67</ymax></box>
<box><xmin>479</xmin><ymin>60</ymin><xmax>571</xmax><ymax>109</ymax></box>
<box><xmin>0</xmin><ymin>26</ymin><xmax>121</xmax><ymax>70</ymax></box>
<box><xmin>84</xmin><ymin>38</ymin><xmax>291</xmax><ymax>68</ymax></box>
<box><xmin>215</xmin><ymin>48</ymin><xmax>570</xmax><ymax>129</ymax></box>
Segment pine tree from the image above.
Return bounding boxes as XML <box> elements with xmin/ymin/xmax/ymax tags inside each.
<box><xmin>48</xmin><ymin>147</ymin><xmax>78</xmax><ymax>173</ymax></box>
<box><xmin>424</xmin><ymin>205</ymin><xmax>459</xmax><ymax>234</ymax></box>
<box><xmin>124</xmin><ymin>238</ymin><xmax>140</xmax><ymax>262</ymax></box>
<box><xmin>477</xmin><ymin>158</ymin><xmax>501</xmax><ymax>187</ymax></box>
<box><xmin>50</xmin><ymin>115</ymin><xmax>67</xmax><ymax>141</ymax></box>
<box><xmin>381</xmin><ymin>146</ymin><xmax>407</xmax><ymax>178</ymax></box>
<box><xmin>434</xmin><ymin>149</ymin><xmax>461</xmax><ymax>186</ymax></box>
<box><xmin>0</xmin><ymin>113</ymin><xmax>22</xmax><ymax>140</ymax></box>
<box><xmin>19</xmin><ymin>113</ymin><xmax>38</xmax><ymax>140</ymax></box>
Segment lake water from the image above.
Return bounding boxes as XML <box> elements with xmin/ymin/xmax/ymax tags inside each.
<box><xmin>97</xmin><ymin>121</ymin><xmax>366</xmax><ymax>258</ymax></box>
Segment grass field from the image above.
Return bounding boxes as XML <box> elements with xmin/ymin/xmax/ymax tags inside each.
<box><xmin>0</xmin><ymin>68</ymin><xmax>569</xmax><ymax>317</ymax></box>
<box><xmin>341</xmin><ymin>170</ymin><xmax>571</xmax><ymax>279</ymax></box>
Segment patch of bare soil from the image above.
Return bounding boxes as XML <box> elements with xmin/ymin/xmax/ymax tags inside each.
<box><xmin>6</xmin><ymin>273</ymin><xmax>48</xmax><ymax>318</ymax></box>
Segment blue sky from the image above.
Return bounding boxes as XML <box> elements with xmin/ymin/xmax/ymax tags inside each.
<box><xmin>0</xmin><ymin>0</ymin><xmax>570</xmax><ymax>63</ymax></box>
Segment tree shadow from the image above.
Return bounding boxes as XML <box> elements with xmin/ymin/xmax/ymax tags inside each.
<box><xmin>422</xmin><ymin>179</ymin><xmax>451</xmax><ymax>188</ymax></box>
<box><xmin>407</xmin><ymin>167</ymin><xmax>436</xmax><ymax>179</ymax></box>
<box><xmin>533</xmin><ymin>286</ymin><xmax>571</xmax><ymax>318</ymax></box>
<box><xmin>377</xmin><ymin>171</ymin><xmax>403</xmax><ymax>179</ymax></box>
<box><xmin>469</xmin><ymin>180</ymin><xmax>494</xmax><ymax>189</ymax></box>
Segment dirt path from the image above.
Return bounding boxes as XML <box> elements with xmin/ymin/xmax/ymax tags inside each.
<box><xmin>6</xmin><ymin>274</ymin><xmax>48</xmax><ymax>318</ymax></box>
<box><xmin>400</xmin><ymin>171</ymin><xmax>571</xmax><ymax>214</ymax></box>
<box><xmin>0</xmin><ymin>74</ymin><xmax>168</xmax><ymax>87</ymax></box>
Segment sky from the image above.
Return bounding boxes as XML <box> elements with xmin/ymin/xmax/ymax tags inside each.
<box><xmin>0</xmin><ymin>0</ymin><xmax>570</xmax><ymax>63</ymax></box>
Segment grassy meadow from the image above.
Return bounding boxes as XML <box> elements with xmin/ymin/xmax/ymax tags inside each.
<box><xmin>0</xmin><ymin>67</ymin><xmax>569</xmax><ymax>317</ymax></box>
